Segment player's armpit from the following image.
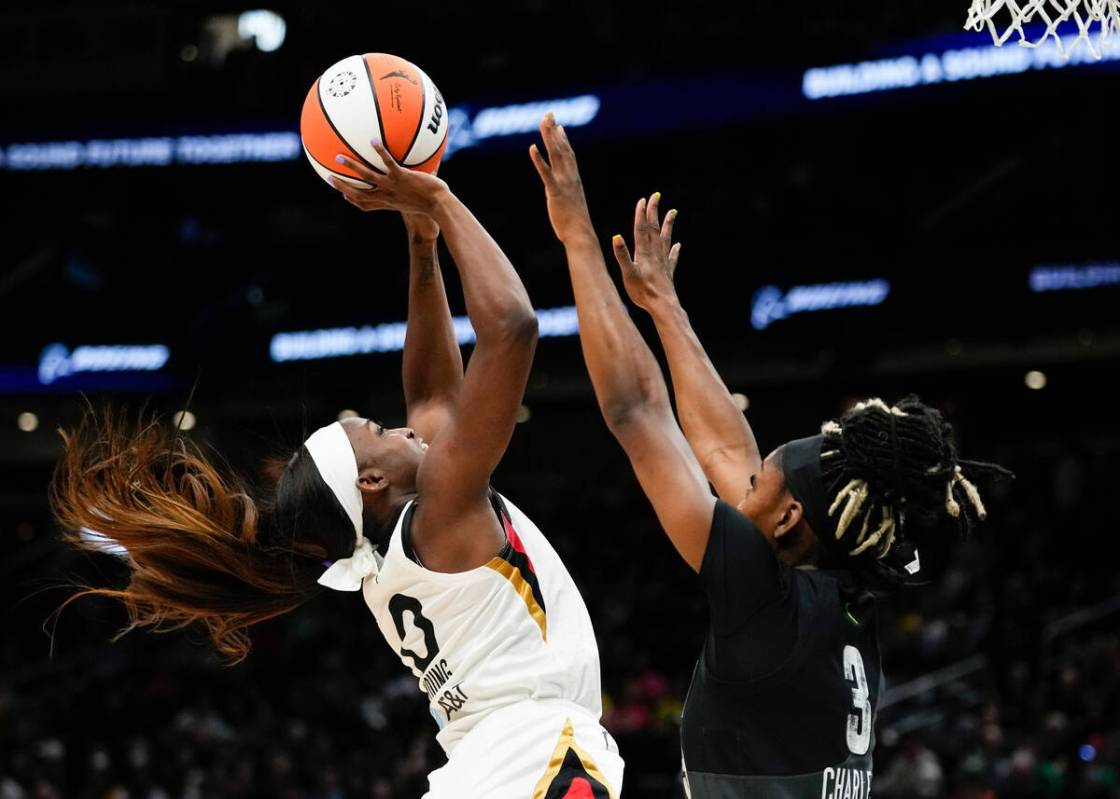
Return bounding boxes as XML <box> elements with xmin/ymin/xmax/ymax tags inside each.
<box><xmin>412</xmin><ymin>322</ymin><xmax>537</xmax><ymax>571</ymax></box>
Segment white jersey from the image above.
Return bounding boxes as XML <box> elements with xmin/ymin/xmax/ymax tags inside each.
<box><xmin>362</xmin><ymin>492</ymin><xmax>604</xmax><ymax>754</ymax></box>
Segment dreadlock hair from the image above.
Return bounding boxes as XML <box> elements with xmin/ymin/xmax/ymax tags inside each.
<box><xmin>815</xmin><ymin>395</ymin><xmax>1012</xmax><ymax>588</ymax></box>
<box><xmin>50</xmin><ymin>410</ymin><xmax>357</xmax><ymax>664</ymax></box>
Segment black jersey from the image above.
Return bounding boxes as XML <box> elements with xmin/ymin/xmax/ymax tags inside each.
<box><xmin>681</xmin><ymin>501</ymin><xmax>882</xmax><ymax>799</ymax></box>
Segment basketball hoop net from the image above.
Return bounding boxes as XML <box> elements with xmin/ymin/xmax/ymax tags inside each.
<box><xmin>965</xmin><ymin>0</ymin><xmax>1120</xmax><ymax>58</ymax></box>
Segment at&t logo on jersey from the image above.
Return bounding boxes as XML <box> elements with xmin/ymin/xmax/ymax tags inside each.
<box><xmin>421</xmin><ymin>657</ymin><xmax>470</xmax><ymax>725</ymax></box>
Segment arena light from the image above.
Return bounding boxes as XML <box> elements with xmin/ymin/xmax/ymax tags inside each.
<box><xmin>750</xmin><ymin>280</ymin><xmax>890</xmax><ymax>331</ymax></box>
<box><xmin>1024</xmin><ymin>370</ymin><xmax>1048</xmax><ymax>390</ymax></box>
<box><xmin>270</xmin><ymin>305</ymin><xmax>579</xmax><ymax>363</ymax></box>
<box><xmin>172</xmin><ymin>410</ymin><xmax>197</xmax><ymax>431</ymax></box>
<box><xmin>1029</xmin><ymin>262</ymin><xmax>1120</xmax><ymax>292</ymax></box>
<box><xmin>38</xmin><ymin>343</ymin><xmax>170</xmax><ymax>385</ymax></box>
<box><xmin>238</xmin><ymin>10</ymin><xmax>286</xmax><ymax>53</ymax></box>
<box><xmin>17</xmin><ymin>412</ymin><xmax>39</xmax><ymax>432</ymax></box>
<box><xmin>731</xmin><ymin>393</ymin><xmax>750</xmax><ymax>411</ymax></box>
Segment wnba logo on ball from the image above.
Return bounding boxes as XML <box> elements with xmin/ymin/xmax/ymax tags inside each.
<box><xmin>380</xmin><ymin>70</ymin><xmax>418</xmax><ymax>86</ymax></box>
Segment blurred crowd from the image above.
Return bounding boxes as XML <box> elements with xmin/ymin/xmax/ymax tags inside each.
<box><xmin>2</xmin><ymin>434</ymin><xmax>1117</xmax><ymax>799</ymax></box>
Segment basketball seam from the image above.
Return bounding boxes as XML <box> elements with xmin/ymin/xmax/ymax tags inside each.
<box><xmin>401</xmin><ymin>64</ymin><xmax>428</xmax><ymax>165</ymax></box>
<box><xmin>316</xmin><ymin>75</ymin><xmax>385</xmax><ymax>176</ymax></box>
<box><xmin>411</xmin><ymin>129</ymin><xmax>448</xmax><ymax>171</ymax></box>
<box><xmin>361</xmin><ymin>56</ymin><xmax>397</xmax><ymax>170</ymax></box>
<box><xmin>303</xmin><ymin>145</ymin><xmax>373</xmax><ymax>186</ymax></box>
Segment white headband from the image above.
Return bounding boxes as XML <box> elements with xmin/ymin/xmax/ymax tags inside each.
<box><xmin>304</xmin><ymin>422</ymin><xmax>381</xmax><ymax>591</ymax></box>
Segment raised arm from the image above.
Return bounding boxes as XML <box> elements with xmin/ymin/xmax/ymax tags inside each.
<box><xmin>400</xmin><ymin>212</ymin><xmax>463</xmax><ymax>444</ymax></box>
<box><xmin>610</xmin><ymin>202</ymin><xmax>761</xmax><ymax>503</ymax></box>
<box><xmin>332</xmin><ymin>146</ymin><xmax>536</xmax><ymax>571</ymax></box>
<box><xmin>530</xmin><ymin>115</ymin><xmax>714</xmax><ymax>571</ymax></box>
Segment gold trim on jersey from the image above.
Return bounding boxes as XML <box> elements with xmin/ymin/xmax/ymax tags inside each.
<box><xmin>486</xmin><ymin>555</ymin><xmax>548</xmax><ymax>641</ymax></box>
<box><xmin>530</xmin><ymin>718</ymin><xmax>617</xmax><ymax>799</ymax></box>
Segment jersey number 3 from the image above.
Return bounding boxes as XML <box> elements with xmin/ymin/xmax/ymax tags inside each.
<box><xmin>843</xmin><ymin>645</ymin><xmax>872</xmax><ymax>755</ymax></box>
<box><xmin>389</xmin><ymin>594</ymin><xmax>440</xmax><ymax>674</ymax></box>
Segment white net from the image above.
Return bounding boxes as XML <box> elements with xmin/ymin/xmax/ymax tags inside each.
<box><xmin>965</xmin><ymin>0</ymin><xmax>1120</xmax><ymax>58</ymax></box>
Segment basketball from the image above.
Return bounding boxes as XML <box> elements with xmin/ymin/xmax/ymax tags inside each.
<box><xmin>300</xmin><ymin>53</ymin><xmax>448</xmax><ymax>188</ymax></box>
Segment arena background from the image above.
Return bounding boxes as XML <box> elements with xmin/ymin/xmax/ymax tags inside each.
<box><xmin>2</xmin><ymin>2</ymin><xmax>1119</xmax><ymax>797</ymax></box>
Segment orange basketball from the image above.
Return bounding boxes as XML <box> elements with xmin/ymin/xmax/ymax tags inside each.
<box><xmin>300</xmin><ymin>53</ymin><xmax>448</xmax><ymax>188</ymax></box>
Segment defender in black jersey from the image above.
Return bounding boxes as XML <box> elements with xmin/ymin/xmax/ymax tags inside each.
<box><xmin>531</xmin><ymin>113</ymin><xmax>1009</xmax><ymax>798</ymax></box>
<box><xmin>682</xmin><ymin>498</ymin><xmax>882</xmax><ymax>798</ymax></box>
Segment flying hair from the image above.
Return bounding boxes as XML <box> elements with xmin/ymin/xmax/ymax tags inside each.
<box><xmin>50</xmin><ymin>409</ymin><xmax>356</xmax><ymax>663</ymax></box>
<box><xmin>815</xmin><ymin>396</ymin><xmax>1012</xmax><ymax>584</ymax></box>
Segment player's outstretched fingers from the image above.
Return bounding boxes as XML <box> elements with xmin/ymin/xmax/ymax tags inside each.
<box><xmin>539</xmin><ymin>113</ymin><xmax>557</xmax><ymax>149</ymax></box>
<box><xmin>327</xmin><ymin>176</ymin><xmax>367</xmax><ymax>201</ymax></box>
<box><xmin>669</xmin><ymin>241</ymin><xmax>682</xmax><ymax>271</ymax></box>
<box><xmin>633</xmin><ymin>197</ymin><xmax>647</xmax><ymax>242</ymax></box>
<box><xmin>611</xmin><ymin>234</ymin><xmax>636</xmax><ymax>276</ymax></box>
<box><xmin>661</xmin><ymin>208</ymin><xmax>678</xmax><ymax>245</ymax></box>
<box><xmin>541</xmin><ymin>113</ymin><xmax>575</xmax><ymax>172</ymax></box>
<box><xmin>335</xmin><ymin>154</ymin><xmax>384</xmax><ymax>186</ymax></box>
<box><xmin>529</xmin><ymin>143</ymin><xmax>553</xmax><ymax>185</ymax></box>
<box><xmin>328</xmin><ymin>176</ymin><xmax>385</xmax><ymax>211</ymax></box>
<box><xmin>647</xmin><ymin>192</ymin><xmax>662</xmax><ymax>228</ymax></box>
<box><xmin>371</xmin><ymin>142</ymin><xmax>402</xmax><ymax>174</ymax></box>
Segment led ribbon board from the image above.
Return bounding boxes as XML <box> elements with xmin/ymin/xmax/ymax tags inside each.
<box><xmin>38</xmin><ymin>343</ymin><xmax>170</xmax><ymax>384</ymax></box>
<box><xmin>0</xmin><ymin>96</ymin><xmax>601</xmax><ymax>171</ymax></box>
<box><xmin>5</xmin><ymin>28</ymin><xmax>1118</xmax><ymax>172</ymax></box>
<box><xmin>802</xmin><ymin>28</ymin><xmax>1120</xmax><ymax>100</ymax></box>
<box><xmin>271</xmin><ymin>305</ymin><xmax>579</xmax><ymax>363</ymax></box>
<box><xmin>751</xmin><ymin>280</ymin><xmax>891</xmax><ymax>331</ymax></box>
<box><xmin>1029</xmin><ymin>263</ymin><xmax>1120</xmax><ymax>292</ymax></box>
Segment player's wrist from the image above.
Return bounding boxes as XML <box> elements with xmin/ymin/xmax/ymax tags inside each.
<box><xmin>558</xmin><ymin>223</ymin><xmax>598</xmax><ymax>249</ymax></box>
<box><xmin>403</xmin><ymin>216</ymin><xmax>439</xmax><ymax>245</ymax></box>
<box><xmin>426</xmin><ymin>184</ymin><xmax>459</xmax><ymax>223</ymax></box>
<box><xmin>647</xmin><ymin>292</ymin><xmax>685</xmax><ymax>319</ymax></box>
<box><xmin>408</xmin><ymin>231</ymin><xmax>439</xmax><ymax>247</ymax></box>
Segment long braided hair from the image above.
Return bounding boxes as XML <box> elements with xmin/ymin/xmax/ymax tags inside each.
<box><xmin>815</xmin><ymin>396</ymin><xmax>1012</xmax><ymax>588</ymax></box>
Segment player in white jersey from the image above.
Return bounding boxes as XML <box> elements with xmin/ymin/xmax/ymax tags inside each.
<box><xmin>52</xmin><ymin>145</ymin><xmax>622</xmax><ymax>798</ymax></box>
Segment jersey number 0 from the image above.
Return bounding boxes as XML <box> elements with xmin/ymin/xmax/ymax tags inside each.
<box><xmin>389</xmin><ymin>594</ymin><xmax>440</xmax><ymax>675</ymax></box>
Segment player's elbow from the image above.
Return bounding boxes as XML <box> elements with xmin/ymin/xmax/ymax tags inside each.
<box><xmin>500</xmin><ymin>309</ymin><xmax>539</xmax><ymax>345</ymax></box>
<box><xmin>478</xmin><ymin>307</ymin><xmax>539</xmax><ymax>349</ymax></box>
<box><xmin>601</xmin><ymin>394</ymin><xmax>664</xmax><ymax>437</ymax></box>
<box><xmin>601</xmin><ymin>398</ymin><xmax>641</xmax><ymax>432</ymax></box>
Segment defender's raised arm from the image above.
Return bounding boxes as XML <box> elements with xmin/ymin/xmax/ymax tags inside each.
<box><xmin>530</xmin><ymin>116</ymin><xmax>714</xmax><ymax>571</ymax></box>
<box><xmin>610</xmin><ymin>197</ymin><xmax>761</xmax><ymax>505</ymax></box>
